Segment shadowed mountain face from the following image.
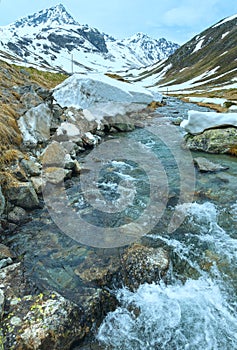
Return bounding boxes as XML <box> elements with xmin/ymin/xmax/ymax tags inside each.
<box><xmin>0</xmin><ymin>4</ymin><xmax>179</xmax><ymax>73</ymax></box>
<box><xmin>129</xmin><ymin>14</ymin><xmax>237</xmax><ymax>91</ymax></box>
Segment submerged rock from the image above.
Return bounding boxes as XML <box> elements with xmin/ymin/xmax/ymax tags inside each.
<box><xmin>193</xmin><ymin>157</ymin><xmax>229</xmax><ymax>172</ymax></box>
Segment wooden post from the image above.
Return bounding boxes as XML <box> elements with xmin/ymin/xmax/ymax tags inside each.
<box><xmin>71</xmin><ymin>53</ymin><xmax>73</xmax><ymax>74</ymax></box>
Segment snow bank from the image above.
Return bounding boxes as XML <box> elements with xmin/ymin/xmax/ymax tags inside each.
<box><xmin>187</xmin><ymin>97</ymin><xmax>227</xmax><ymax>106</ymax></box>
<box><xmin>18</xmin><ymin>103</ymin><xmax>51</xmax><ymax>144</ymax></box>
<box><xmin>180</xmin><ymin>110</ymin><xmax>237</xmax><ymax>134</ymax></box>
<box><xmin>53</xmin><ymin>73</ymin><xmax>162</xmax><ymax>109</ymax></box>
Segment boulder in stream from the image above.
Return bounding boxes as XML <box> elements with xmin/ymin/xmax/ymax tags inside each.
<box><xmin>75</xmin><ymin>243</ymin><xmax>169</xmax><ymax>291</ymax></box>
<box><xmin>185</xmin><ymin>127</ymin><xmax>237</xmax><ymax>154</ymax></box>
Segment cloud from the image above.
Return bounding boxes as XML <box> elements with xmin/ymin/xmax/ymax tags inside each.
<box><xmin>162</xmin><ymin>0</ymin><xmax>221</xmax><ymax>27</ymax></box>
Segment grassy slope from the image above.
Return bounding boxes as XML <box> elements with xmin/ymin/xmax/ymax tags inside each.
<box><xmin>0</xmin><ymin>60</ymin><xmax>68</xmax><ymax>169</ymax></box>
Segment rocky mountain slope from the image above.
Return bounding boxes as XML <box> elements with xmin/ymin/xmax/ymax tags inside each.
<box><xmin>0</xmin><ymin>4</ymin><xmax>179</xmax><ymax>73</ymax></box>
<box><xmin>126</xmin><ymin>14</ymin><xmax>237</xmax><ymax>92</ymax></box>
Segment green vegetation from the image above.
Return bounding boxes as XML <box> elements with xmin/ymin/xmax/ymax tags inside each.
<box><xmin>13</xmin><ymin>65</ymin><xmax>68</xmax><ymax>89</ymax></box>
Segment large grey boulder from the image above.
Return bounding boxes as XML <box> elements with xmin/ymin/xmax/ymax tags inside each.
<box><xmin>180</xmin><ymin>110</ymin><xmax>237</xmax><ymax>135</ymax></box>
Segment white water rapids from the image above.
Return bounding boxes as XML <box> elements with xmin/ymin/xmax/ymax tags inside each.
<box><xmin>97</xmin><ymin>202</ymin><xmax>237</xmax><ymax>349</ymax></box>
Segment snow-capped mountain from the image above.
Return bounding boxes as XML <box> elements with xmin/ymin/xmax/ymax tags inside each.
<box><xmin>0</xmin><ymin>4</ymin><xmax>179</xmax><ymax>73</ymax></box>
<box><xmin>126</xmin><ymin>13</ymin><xmax>237</xmax><ymax>91</ymax></box>
<box><xmin>105</xmin><ymin>32</ymin><xmax>179</xmax><ymax>69</ymax></box>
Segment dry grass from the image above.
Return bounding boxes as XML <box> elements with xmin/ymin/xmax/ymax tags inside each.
<box><xmin>228</xmin><ymin>146</ymin><xmax>237</xmax><ymax>157</ymax></box>
<box><xmin>105</xmin><ymin>73</ymin><xmax>130</xmax><ymax>83</ymax></box>
<box><xmin>148</xmin><ymin>101</ymin><xmax>164</xmax><ymax>110</ymax></box>
<box><xmin>0</xmin><ymin>59</ymin><xmax>68</xmax><ymax>171</ymax></box>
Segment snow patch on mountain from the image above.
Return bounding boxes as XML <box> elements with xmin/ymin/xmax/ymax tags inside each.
<box><xmin>192</xmin><ymin>38</ymin><xmax>205</xmax><ymax>53</ymax></box>
<box><xmin>213</xmin><ymin>13</ymin><xmax>237</xmax><ymax>28</ymax></box>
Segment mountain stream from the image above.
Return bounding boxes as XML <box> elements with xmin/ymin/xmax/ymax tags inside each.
<box><xmin>5</xmin><ymin>98</ymin><xmax>237</xmax><ymax>349</ymax></box>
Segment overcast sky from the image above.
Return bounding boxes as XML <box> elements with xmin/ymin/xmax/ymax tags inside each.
<box><xmin>0</xmin><ymin>0</ymin><xmax>236</xmax><ymax>44</ymax></box>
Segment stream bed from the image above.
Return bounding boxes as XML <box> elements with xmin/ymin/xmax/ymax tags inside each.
<box><xmin>5</xmin><ymin>98</ymin><xmax>237</xmax><ymax>349</ymax></box>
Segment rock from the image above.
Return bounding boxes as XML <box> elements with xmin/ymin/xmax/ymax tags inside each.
<box><xmin>0</xmin><ymin>289</ymin><xmax>4</xmax><ymax>317</ymax></box>
<box><xmin>60</xmin><ymin>141</ymin><xmax>81</xmax><ymax>158</ymax></box>
<box><xmin>0</xmin><ymin>258</ymin><xmax>13</xmax><ymax>269</ymax></box>
<box><xmin>6</xmin><ymin>181</ymin><xmax>39</xmax><ymax>209</ymax></box>
<box><xmin>11</xmin><ymin>164</ymin><xmax>28</xmax><ymax>182</ymax></box>
<box><xmin>106</xmin><ymin>114</ymin><xmax>135</xmax><ymax>132</ymax></box>
<box><xmin>8</xmin><ymin>206</ymin><xmax>28</xmax><ymax>224</ymax></box>
<box><xmin>56</xmin><ymin>122</ymin><xmax>82</xmax><ymax>143</ymax></box>
<box><xmin>20</xmin><ymin>91</ymin><xmax>42</xmax><ymax>110</ymax></box>
<box><xmin>64</xmin><ymin>154</ymin><xmax>76</xmax><ymax>170</ymax></box>
<box><xmin>121</xmin><ymin>244</ymin><xmax>169</xmax><ymax>290</ymax></box>
<box><xmin>0</xmin><ymin>186</ymin><xmax>5</xmax><ymax>217</ymax></box>
<box><xmin>193</xmin><ymin>157</ymin><xmax>229</xmax><ymax>172</ymax></box>
<box><xmin>20</xmin><ymin>159</ymin><xmax>41</xmax><ymax>176</ymax></box>
<box><xmin>0</xmin><ymin>244</ymin><xmax>13</xmax><ymax>259</ymax></box>
<box><xmin>41</xmin><ymin>141</ymin><xmax>67</xmax><ymax>167</ymax></box>
<box><xmin>0</xmin><ymin>259</ymin><xmax>115</xmax><ymax>350</ymax></box>
<box><xmin>18</xmin><ymin>103</ymin><xmax>52</xmax><ymax>144</ymax></box>
<box><xmin>185</xmin><ymin>127</ymin><xmax>237</xmax><ymax>154</ymax></box>
<box><xmin>180</xmin><ymin>110</ymin><xmax>237</xmax><ymax>135</ymax></box>
<box><xmin>44</xmin><ymin>167</ymin><xmax>71</xmax><ymax>184</ymax></box>
<box><xmin>9</xmin><ymin>293</ymin><xmax>86</xmax><ymax>350</ymax></box>
<box><xmin>35</xmin><ymin>87</ymin><xmax>52</xmax><ymax>101</ymax></box>
<box><xmin>82</xmin><ymin>132</ymin><xmax>100</xmax><ymax>147</ymax></box>
<box><xmin>31</xmin><ymin>176</ymin><xmax>46</xmax><ymax>194</ymax></box>
<box><xmin>75</xmin><ymin>243</ymin><xmax>169</xmax><ymax>291</ymax></box>
<box><xmin>223</xmin><ymin>101</ymin><xmax>237</xmax><ymax>109</ymax></box>
<box><xmin>171</xmin><ymin>117</ymin><xmax>183</xmax><ymax>125</ymax></box>
<box><xmin>73</xmin><ymin>160</ymin><xmax>81</xmax><ymax>174</ymax></box>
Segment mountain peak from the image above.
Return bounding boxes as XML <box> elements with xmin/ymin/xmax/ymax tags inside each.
<box><xmin>12</xmin><ymin>3</ymin><xmax>78</xmax><ymax>29</ymax></box>
<box><xmin>131</xmin><ymin>32</ymin><xmax>150</xmax><ymax>40</ymax></box>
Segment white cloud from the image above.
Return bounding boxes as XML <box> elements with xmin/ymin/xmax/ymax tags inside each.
<box><xmin>162</xmin><ymin>0</ymin><xmax>221</xmax><ymax>27</ymax></box>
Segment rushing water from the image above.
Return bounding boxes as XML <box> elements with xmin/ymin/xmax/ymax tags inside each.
<box><xmin>97</xmin><ymin>202</ymin><xmax>237</xmax><ymax>349</ymax></box>
<box><xmin>95</xmin><ymin>99</ymin><xmax>237</xmax><ymax>349</ymax></box>
<box><xmin>6</xmin><ymin>97</ymin><xmax>237</xmax><ymax>349</ymax></box>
